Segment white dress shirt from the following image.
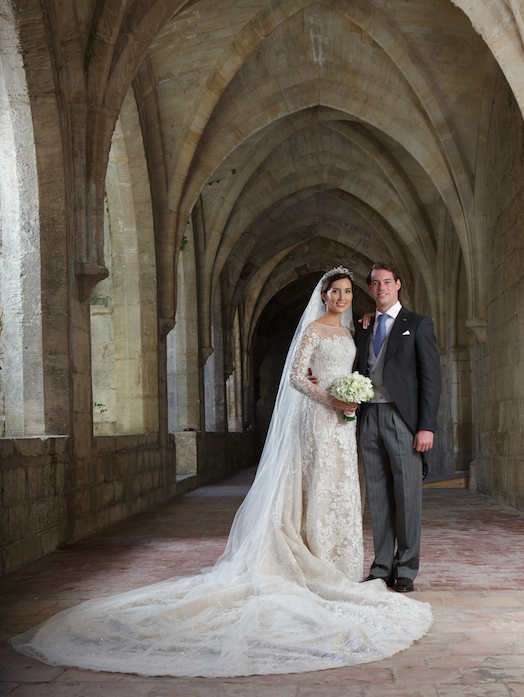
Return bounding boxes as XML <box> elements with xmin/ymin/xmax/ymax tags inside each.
<box><xmin>372</xmin><ymin>301</ymin><xmax>402</xmax><ymax>346</ymax></box>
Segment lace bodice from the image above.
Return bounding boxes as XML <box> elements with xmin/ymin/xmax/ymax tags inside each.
<box><xmin>289</xmin><ymin>322</ymin><xmax>356</xmax><ymax>405</ymax></box>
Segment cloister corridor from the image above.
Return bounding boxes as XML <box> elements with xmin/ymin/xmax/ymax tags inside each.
<box><xmin>2</xmin><ymin>0</ymin><xmax>524</xmax><ymax>691</ymax></box>
<box><xmin>1</xmin><ymin>467</ymin><xmax>524</xmax><ymax>696</ymax></box>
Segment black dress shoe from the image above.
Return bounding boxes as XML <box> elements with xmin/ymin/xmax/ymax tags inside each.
<box><xmin>395</xmin><ymin>577</ymin><xmax>414</xmax><ymax>593</ymax></box>
<box><xmin>363</xmin><ymin>574</ymin><xmax>395</xmax><ymax>588</ymax></box>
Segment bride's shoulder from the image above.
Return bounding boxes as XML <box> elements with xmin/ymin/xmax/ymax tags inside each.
<box><xmin>307</xmin><ymin>319</ymin><xmax>326</xmax><ymax>332</ymax></box>
<box><xmin>309</xmin><ymin>320</ymin><xmax>351</xmax><ymax>333</ymax></box>
<box><xmin>300</xmin><ymin>320</ymin><xmax>326</xmax><ymax>339</ymax></box>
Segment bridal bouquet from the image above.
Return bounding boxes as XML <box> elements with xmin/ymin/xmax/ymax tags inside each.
<box><xmin>331</xmin><ymin>372</ymin><xmax>374</xmax><ymax>421</ymax></box>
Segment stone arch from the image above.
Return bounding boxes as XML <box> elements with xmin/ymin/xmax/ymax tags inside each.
<box><xmin>169</xmin><ymin>0</ymin><xmax>472</xmax><ymax>214</ymax></box>
<box><xmin>452</xmin><ymin>0</ymin><xmax>524</xmax><ymax>119</ymax></box>
<box><xmin>164</xmin><ymin>3</ymin><xmax>478</xmax><ymax>320</ymax></box>
<box><xmin>210</xmin><ymin>161</ymin><xmax>437</xmax><ymax>360</ymax></box>
<box><xmin>173</xmin><ymin>55</ymin><xmax>472</xmax><ymax>351</ymax></box>
<box><xmin>225</xmin><ymin>188</ymin><xmax>415</xmax><ymax>326</ymax></box>
<box><xmin>212</xmin><ymin>133</ymin><xmax>435</xmax><ymax>282</ymax></box>
<box><xmin>91</xmin><ymin>90</ymin><xmax>159</xmax><ymax>436</ymax></box>
<box><xmin>240</xmin><ymin>237</ymin><xmax>374</xmax><ymax>362</ymax></box>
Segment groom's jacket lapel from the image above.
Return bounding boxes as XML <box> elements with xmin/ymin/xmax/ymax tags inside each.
<box><xmin>384</xmin><ymin>307</ymin><xmax>411</xmax><ymax>367</ymax></box>
<box><xmin>357</xmin><ymin>308</ymin><xmax>412</xmax><ymax>373</ymax></box>
<box><xmin>356</xmin><ymin>316</ymin><xmax>374</xmax><ymax>375</ymax></box>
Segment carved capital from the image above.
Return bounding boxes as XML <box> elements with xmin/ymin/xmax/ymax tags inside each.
<box><xmin>200</xmin><ymin>346</ymin><xmax>213</xmax><ymax>365</ymax></box>
<box><xmin>75</xmin><ymin>263</ymin><xmax>109</xmax><ymax>302</ymax></box>
<box><xmin>158</xmin><ymin>317</ymin><xmax>175</xmax><ymax>338</ymax></box>
<box><xmin>466</xmin><ymin>318</ymin><xmax>487</xmax><ymax>343</ymax></box>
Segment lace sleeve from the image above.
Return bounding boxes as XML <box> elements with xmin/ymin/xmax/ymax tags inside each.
<box><xmin>289</xmin><ymin>324</ymin><xmax>334</xmax><ymax>407</ymax></box>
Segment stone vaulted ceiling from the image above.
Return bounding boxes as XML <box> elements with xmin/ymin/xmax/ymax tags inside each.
<box><xmin>30</xmin><ymin>0</ymin><xmax>523</xmax><ymax>357</ymax></box>
<box><xmin>131</xmin><ymin>0</ymin><xmax>501</xmax><ymax>354</ymax></box>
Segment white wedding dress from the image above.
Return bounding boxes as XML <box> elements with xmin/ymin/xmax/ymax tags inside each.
<box><xmin>11</xmin><ymin>281</ymin><xmax>432</xmax><ymax>678</ymax></box>
<box><xmin>289</xmin><ymin>322</ymin><xmax>363</xmax><ymax>582</ymax></box>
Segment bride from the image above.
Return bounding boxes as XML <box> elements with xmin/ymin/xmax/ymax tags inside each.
<box><xmin>10</xmin><ymin>267</ymin><xmax>432</xmax><ymax>678</ymax></box>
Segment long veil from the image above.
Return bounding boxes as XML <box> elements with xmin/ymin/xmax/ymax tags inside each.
<box><xmin>216</xmin><ymin>270</ymin><xmax>353</xmax><ymax>572</ymax></box>
<box><xmin>10</xmin><ymin>269</ymin><xmax>432</xmax><ymax>679</ymax></box>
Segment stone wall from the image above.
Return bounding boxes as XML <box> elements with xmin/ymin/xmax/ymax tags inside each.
<box><xmin>0</xmin><ymin>435</ymin><xmax>176</xmax><ymax>575</ymax></box>
<box><xmin>1</xmin><ymin>431</ymin><xmax>258</xmax><ymax>575</ymax></box>
<box><xmin>196</xmin><ymin>432</ymin><xmax>257</xmax><ymax>485</ymax></box>
<box><xmin>0</xmin><ymin>437</ymin><xmax>69</xmax><ymax>573</ymax></box>
<box><xmin>476</xmin><ymin>72</ymin><xmax>524</xmax><ymax>511</ymax></box>
<box><xmin>432</xmin><ymin>219</ymin><xmax>473</xmax><ymax>480</ymax></box>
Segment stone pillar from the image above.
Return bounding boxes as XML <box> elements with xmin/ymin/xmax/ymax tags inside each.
<box><xmin>0</xmin><ymin>10</ymin><xmax>44</xmax><ymax>436</ymax></box>
<box><xmin>204</xmin><ymin>284</ymin><xmax>226</xmax><ymax>432</ymax></box>
<box><xmin>167</xmin><ymin>218</ymin><xmax>200</xmax><ymax>433</ymax></box>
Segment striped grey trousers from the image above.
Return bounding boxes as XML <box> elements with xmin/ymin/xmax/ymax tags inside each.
<box><xmin>359</xmin><ymin>403</ymin><xmax>423</xmax><ymax>582</ymax></box>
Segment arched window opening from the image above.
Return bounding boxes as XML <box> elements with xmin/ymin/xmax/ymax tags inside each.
<box><xmin>90</xmin><ymin>96</ymin><xmax>158</xmax><ymax>436</ymax></box>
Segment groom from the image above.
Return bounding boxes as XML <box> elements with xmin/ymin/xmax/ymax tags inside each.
<box><xmin>355</xmin><ymin>262</ymin><xmax>441</xmax><ymax>592</ymax></box>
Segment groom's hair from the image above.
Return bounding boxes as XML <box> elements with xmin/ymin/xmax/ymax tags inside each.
<box><xmin>366</xmin><ymin>261</ymin><xmax>401</xmax><ymax>287</ymax></box>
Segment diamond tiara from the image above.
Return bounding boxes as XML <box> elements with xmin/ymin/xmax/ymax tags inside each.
<box><xmin>320</xmin><ymin>266</ymin><xmax>354</xmax><ymax>283</ymax></box>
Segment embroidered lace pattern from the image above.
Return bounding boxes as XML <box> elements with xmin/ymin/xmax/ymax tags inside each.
<box><xmin>289</xmin><ymin>322</ymin><xmax>362</xmax><ymax>580</ymax></box>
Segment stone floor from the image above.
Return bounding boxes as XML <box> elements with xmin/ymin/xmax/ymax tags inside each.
<box><xmin>1</xmin><ymin>467</ymin><xmax>524</xmax><ymax>697</ymax></box>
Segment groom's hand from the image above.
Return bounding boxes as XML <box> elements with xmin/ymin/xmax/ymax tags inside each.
<box><xmin>306</xmin><ymin>368</ymin><xmax>319</xmax><ymax>385</ymax></box>
<box><xmin>414</xmin><ymin>430</ymin><xmax>434</xmax><ymax>452</ymax></box>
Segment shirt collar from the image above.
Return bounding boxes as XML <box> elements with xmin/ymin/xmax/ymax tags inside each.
<box><xmin>376</xmin><ymin>301</ymin><xmax>402</xmax><ymax>320</ymax></box>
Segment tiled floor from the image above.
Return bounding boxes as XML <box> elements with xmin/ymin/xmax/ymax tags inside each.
<box><xmin>1</xmin><ymin>468</ymin><xmax>524</xmax><ymax>697</ymax></box>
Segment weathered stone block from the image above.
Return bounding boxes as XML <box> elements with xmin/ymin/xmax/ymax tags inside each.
<box><xmin>8</xmin><ymin>504</ymin><xmax>30</xmax><ymax>541</ymax></box>
<box><xmin>29</xmin><ymin>499</ymin><xmax>57</xmax><ymax>533</ymax></box>
<box><xmin>114</xmin><ymin>479</ymin><xmax>125</xmax><ymax>502</ymax></box>
<box><xmin>95</xmin><ymin>436</ymin><xmax>116</xmax><ymax>454</ymax></box>
<box><xmin>116</xmin><ymin>435</ymin><xmax>139</xmax><ymax>450</ymax></box>
<box><xmin>0</xmin><ymin>439</ymin><xmax>16</xmax><ymax>458</ymax></box>
<box><xmin>175</xmin><ymin>431</ymin><xmax>197</xmax><ymax>475</ymax></box>
<box><xmin>3</xmin><ymin>542</ymin><xmax>26</xmax><ymax>575</ymax></box>
<box><xmin>16</xmin><ymin>438</ymin><xmax>45</xmax><ymax>457</ymax></box>
<box><xmin>21</xmin><ymin>535</ymin><xmax>43</xmax><ymax>567</ymax></box>
<box><xmin>99</xmin><ymin>482</ymin><xmax>115</xmax><ymax>508</ymax></box>
<box><xmin>28</xmin><ymin>464</ymin><xmax>45</xmax><ymax>499</ymax></box>
<box><xmin>51</xmin><ymin>436</ymin><xmax>69</xmax><ymax>454</ymax></box>
<box><xmin>96</xmin><ymin>508</ymin><xmax>111</xmax><ymax>530</ymax></box>
<box><xmin>40</xmin><ymin>527</ymin><xmax>60</xmax><ymax>557</ymax></box>
<box><xmin>3</xmin><ymin>467</ymin><xmax>26</xmax><ymax>505</ymax></box>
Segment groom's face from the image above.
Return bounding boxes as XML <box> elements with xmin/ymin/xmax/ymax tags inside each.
<box><xmin>368</xmin><ymin>269</ymin><xmax>401</xmax><ymax>312</ymax></box>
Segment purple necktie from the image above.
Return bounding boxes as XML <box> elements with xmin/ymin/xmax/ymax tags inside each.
<box><xmin>373</xmin><ymin>313</ymin><xmax>389</xmax><ymax>357</ymax></box>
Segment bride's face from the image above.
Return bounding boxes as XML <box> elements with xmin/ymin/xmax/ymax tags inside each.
<box><xmin>322</xmin><ymin>278</ymin><xmax>353</xmax><ymax>315</ymax></box>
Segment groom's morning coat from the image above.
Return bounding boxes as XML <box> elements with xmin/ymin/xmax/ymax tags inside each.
<box><xmin>354</xmin><ymin>307</ymin><xmax>441</xmax><ymax>436</ymax></box>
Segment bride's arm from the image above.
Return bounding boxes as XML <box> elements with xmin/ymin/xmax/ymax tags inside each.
<box><xmin>289</xmin><ymin>325</ymin><xmax>349</xmax><ymax>410</ymax></box>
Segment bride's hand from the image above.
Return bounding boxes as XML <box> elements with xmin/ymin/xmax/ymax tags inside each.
<box><xmin>358</xmin><ymin>312</ymin><xmax>375</xmax><ymax>329</ymax></box>
<box><xmin>344</xmin><ymin>402</ymin><xmax>358</xmax><ymax>417</ymax></box>
<box><xmin>331</xmin><ymin>398</ymin><xmax>358</xmax><ymax>413</ymax></box>
<box><xmin>306</xmin><ymin>368</ymin><xmax>319</xmax><ymax>385</ymax></box>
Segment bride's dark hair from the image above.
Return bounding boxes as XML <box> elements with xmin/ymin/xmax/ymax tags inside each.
<box><xmin>320</xmin><ymin>272</ymin><xmax>353</xmax><ymax>303</ymax></box>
